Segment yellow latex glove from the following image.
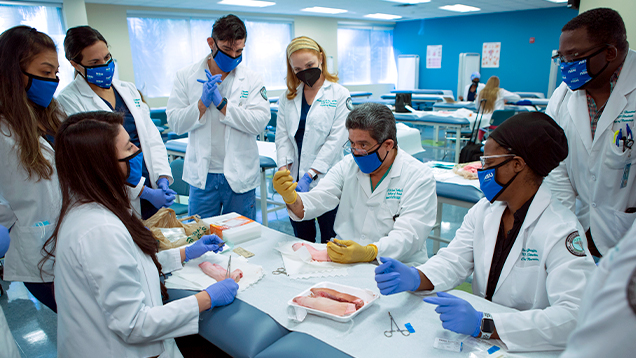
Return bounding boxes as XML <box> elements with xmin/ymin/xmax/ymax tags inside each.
<box><xmin>273</xmin><ymin>169</ymin><xmax>298</xmax><ymax>204</ymax></box>
<box><xmin>327</xmin><ymin>238</ymin><xmax>378</xmax><ymax>263</ymax></box>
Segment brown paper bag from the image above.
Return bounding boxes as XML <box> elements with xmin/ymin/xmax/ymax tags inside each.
<box><xmin>143</xmin><ymin>208</ymin><xmax>209</xmax><ymax>251</ymax></box>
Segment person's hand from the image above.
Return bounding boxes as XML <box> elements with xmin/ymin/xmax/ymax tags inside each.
<box><xmin>204</xmin><ymin>278</ymin><xmax>238</xmax><ymax>309</ymax></box>
<box><xmin>423</xmin><ymin>291</ymin><xmax>483</xmax><ymax>337</ymax></box>
<box><xmin>374</xmin><ymin>256</ymin><xmax>421</xmax><ymax>295</ymax></box>
<box><xmin>185</xmin><ymin>234</ymin><xmax>225</xmax><ymax>261</ymax></box>
<box><xmin>327</xmin><ymin>238</ymin><xmax>377</xmax><ymax>263</ymax></box>
<box><xmin>295</xmin><ymin>173</ymin><xmax>313</xmax><ymax>193</ymax></box>
<box><xmin>157</xmin><ymin>177</ymin><xmax>170</xmax><ymax>192</ymax></box>
<box><xmin>273</xmin><ymin>169</ymin><xmax>297</xmax><ymax>204</ymax></box>
<box><xmin>197</xmin><ymin>69</ymin><xmax>223</xmax><ymax>108</ymax></box>
<box><xmin>140</xmin><ymin>186</ymin><xmax>176</xmax><ymax>208</ymax></box>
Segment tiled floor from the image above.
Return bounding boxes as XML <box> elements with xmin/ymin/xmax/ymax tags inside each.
<box><xmin>0</xmin><ymin>125</ymin><xmax>471</xmax><ymax>357</ymax></box>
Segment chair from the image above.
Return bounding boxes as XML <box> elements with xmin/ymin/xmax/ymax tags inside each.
<box><xmin>489</xmin><ymin>109</ymin><xmax>516</xmax><ymax>127</ymax></box>
<box><xmin>265</xmin><ymin>111</ymin><xmax>277</xmax><ymax>142</ymax></box>
<box><xmin>169</xmin><ymin>158</ymin><xmax>189</xmax><ymax>216</ymax></box>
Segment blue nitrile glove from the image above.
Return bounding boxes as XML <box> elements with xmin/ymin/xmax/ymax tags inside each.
<box><xmin>140</xmin><ymin>186</ymin><xmax>176</xmax><ymax>209</ymax></box>
<box><xmin>197</xmin><ymin>69</ymin><xmax>223</xmax><ymax>108</ymax></box>
<box><xmin>423</xmin><ymin>291</ymin><xmax>483</xmax><ymax>337</ymax></box>
<box><xmin>184</xmin><ymin>234</ymin><xmax>225</xmax><ymax>262</ymax></box>
<box><xmin>157</xmin><ymin>177</ymin><xmax>170</xmax><ymax>192</ymax></box>
<box><xmin>204</xmin><ymin>278</ymin><xmax>238</xmax><ymax>309</ymax></box>
<box><xmin>0</xmin><ymin>225</ymin><xmax>10</xmax><ymax>258</ymax></box>
<box><xmin>374</xmin><ymin>256</ymin><xmax>421</xmax><ymax>295</ymax></box>
<box><xmin>295</xmin><ymin>172</ymin><xmax>313</xmax><ymax>193</ymax></box>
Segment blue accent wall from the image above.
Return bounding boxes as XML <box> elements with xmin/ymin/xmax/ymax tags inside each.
<box><xmin>393</xmin><ymin>7</ymin><xmax>577</xmax><ymax>98</ymax></box>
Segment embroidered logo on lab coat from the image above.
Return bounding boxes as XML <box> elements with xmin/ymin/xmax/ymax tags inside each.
<box><xmin>521</xmin><ymin>248</ymin><xmax>539</xmax><ymax>262</ymax></box>
<box><xmin>565</xmin><ymin>231</ymin><xmax>586</xmax><ymax>257</ymax></box>
<box><xmin>386</xmin><ymin>188</ymin><xmax>403</xmax><ymax>200</ymax></box>
<box><xmin>614</xmin><ymin>109</ymin><xmax>636</xmax><ymax>124</ymax></box>
<box><xmin>627</xmin><ymin>267</ymin><xmax>636</xmax><ymax>315</ymax></box>
<box><xmin>346</xmin><ymin>97</ymin><xmax>353</xmax><ymax>111</ymax></box>
<box><xmin>317</xmin><ymin>99</ymin><xmax>338</xmax><ymax>108</ymax></box>
<box><xmin>240</xmin><ymin>90</ymin><xmax>249</xmax><ymax>99</ymax></box>
<box><xmin>134</xmin><ymin>98</ymin><xmax>141</xmax><ymax>108</ymax></box>
<box><xmin>260</xmin><ymin>86</ymin><xmax>267</xmax><ymax>101</ymax></box>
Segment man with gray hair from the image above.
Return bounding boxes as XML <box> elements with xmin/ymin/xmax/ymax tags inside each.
<box><xmin>273</xmin><ymin>103</ymin><xmax>437</xmax><ymax>265</ymax></box>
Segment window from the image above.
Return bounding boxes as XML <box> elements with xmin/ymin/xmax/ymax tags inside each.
<box><xmin>127</xmin><ymin>15</ymin><xmax>291</xmax><ymax>98</ymax></box>
<box><xmin>337</xmin><ymin>27</ymin><xmax>397</xmax><ymax>85</ymax></box>
<box><xmin>0</xmin><ymin>3</ymin><xmax>72</xmax><ymax>95</ymax></box>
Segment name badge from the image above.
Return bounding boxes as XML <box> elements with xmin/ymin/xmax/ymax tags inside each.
<box><xmin>621</xmin><ymin>162</ymin><xmax>631</xmax><ymax>189</ymax></box>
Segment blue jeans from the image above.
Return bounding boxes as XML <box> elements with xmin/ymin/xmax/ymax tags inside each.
<box><xmin>188</xmin><ymin>173</ymin><xmax>256</xmax><ymax>220</ymax></box>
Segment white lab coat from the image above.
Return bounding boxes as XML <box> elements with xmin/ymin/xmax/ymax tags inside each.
<box><xmin>57</xmin><ymin>76</ymin><xmax>173</xmax><ymax>216</ymax></box>
<box><xmin>290</xmin><ymin>149</ymin><xmax>437</xmax><ymax>265</ymax></box>
<box><xmin>275</xmin><ymin>81</ymin><xmax>350</xmax><ymax>185</ymax></box>
<box><xmin>463</xmin><ymin>82</ymin><xmax>485</xmax><ymax>101</ymax></box>
<box><xmin>418</xmin><ymin>184</ymin><xmax>596</xmax><ymax>352</ymax></box>
<box><xmin>545</xmin><ymin>49</ymin><xmax>636</xmax><ymax>255</ymax></box>
<box><xmin>0</xmin><ymin>121</ymin><xmax>59</xmax><ymax>282</ymax></box>
<box><xmin>560</xmin><ymin>221</ymin><xmax>636</xmax><ymax>358</ymax></box>
<box><xmin>0</xmin><ymin>305</ymin><xmax>19</xmax><ymax>358</ymax></box>
<box><xmin>54</xmin><ymin>202</ymin><xmax>199</xmax><ymax>358</ymax></box>
<box><xmin>167</xmin><ymin>57</ymin><xmax>270</xmax><ymax>192</ymax></box>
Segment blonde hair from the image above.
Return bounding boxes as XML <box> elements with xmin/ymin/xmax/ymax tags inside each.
<box><xmin>285</xmin><ymin>36</ymin><xmax>338</xmax><ymax>100</ymax></box>
<box><xmin>478</xmin><ymin>76</ymin><xmax>500</xmax><ymax>114</ymax></box>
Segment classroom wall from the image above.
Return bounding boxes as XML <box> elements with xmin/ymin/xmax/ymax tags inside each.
<box><xmin>579</xmin><ymin>0</ymin><xmax>636</xmax><ymax>47</ymax></box>
<box><xmin>393</xmin><ymin>7</ymin><xmax>578</xmax><ymax>98</ymax></box>
<box><xmin>83</xmin><ymin>3</ymin><xmax>393</xmax><ymax>108</ymax></box>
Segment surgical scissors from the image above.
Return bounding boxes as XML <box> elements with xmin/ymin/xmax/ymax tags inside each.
<box><xmin>272</xmin><ymin>267</ymin><xmax>287</xmax><ymax>275</ymax></box>
<box><xmin>384</xmin><ymin>312</ymin><xmax>410</xmax><ymax>337</ymax></box>
<box><xmin>225</xmin><ymin>256</ymin><xmax>232</xmax><ymax>279</ymax></box>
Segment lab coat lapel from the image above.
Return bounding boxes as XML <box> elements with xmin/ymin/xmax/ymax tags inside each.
<box><xmin>229</xmin><ymin>63</ymin><xmax>246</xmax><ymax>98</ymax></box>
<box><xmin>74</xmin><ymin>75</ymin><xmax>111</xmax><ymax>112</ymax></box>
<box><xmin>482</xmin><ymin>203</ymin><xmax>506</xmax><ymax>280</ymax></box>
<box><xmin>568</xmin><ymin>91</ymin><xmax>593</xmax><ymax>153</ymax></box>
<box><xmin>288</xmin><ymin>83</ymin><xmax>304</xmax><ymax>143</ymax></box>
<box><xmin>370</xmin><ymin>149</ymin><xmax>403</xmax><ymax>199</ymax></box>
<box><xmin>494</xmin><ymin>185</ymin><xmax>551</xmax><ymax>294</ymax></box>
<box><xmin>111</xmin><ymin>80</ymin><xmax>142</xmax><ymax>123</ymax></box>
<box><xmin>293</xmin><ymin>83</ymin><xmax>304</xmax><ymax>122</ymax></box>
<box><xmin>356</xmin><ymin>168</ymin><xmax>372</xmax><ymax>199</ymax></box>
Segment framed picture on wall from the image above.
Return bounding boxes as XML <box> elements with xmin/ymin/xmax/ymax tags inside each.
<box><xmin>482</xmin><ymin>42</ymin><xmax>501</xmax><ymax>68</ymax></box>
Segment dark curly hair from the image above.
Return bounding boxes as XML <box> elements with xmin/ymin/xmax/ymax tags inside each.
<box><xmin>562</xmin><ymin>8</ymin><xmax>628</xmax><ymax>52</ymax></box>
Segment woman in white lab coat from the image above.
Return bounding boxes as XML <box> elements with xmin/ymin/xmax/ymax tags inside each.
<box><xmin>0</xmin><ymin>26</ymin><xmax>64</xmax><ymax>312</ymax></box>
<box><xmin>275</xmin><ymin>36</ymin><xmax>351</xmax><ymax>243</ymax></box>
<box><xmin>57</xmin><ymin>26</ymin><xmax>175</xmax><ymax>220</ymax></box>
<box><xmin>476</xmin><ymin>76</ymin><xmax>521</xmax><ymax>128</ymax></box>
<box><xmin>375</xmin><ymin>113</ymin><xmax>597</xmax><ymax>352</ymax></box>
<box><xmin>45</xmin><ymin>111</ymin><xmax>237</xmax><ymax>358</ymax></box>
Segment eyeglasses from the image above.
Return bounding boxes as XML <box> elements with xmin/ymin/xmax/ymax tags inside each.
<box><xmin>343</xmin><ymin>140</ymin><xmax>382</xmax><ymax>156</ymax></box>
<box><xmin>480</xmin><ymin>154</ymin><xmax>516</xmax><ymax>169</ymax></box>
<box><xmin>552</xmin><ymin>44</ymin><xmax>608</xmax><ymax>64</ymax></box>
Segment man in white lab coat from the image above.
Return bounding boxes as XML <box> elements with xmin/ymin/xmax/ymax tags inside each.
<box><xmin>545</xmin><ymin>8</ymin><xmax>636</xmax><ymax>257</ymax></box>
<box><xmin>273</xmin><ymin>103</ymin><xmax>437</xmax><ymax>265</ymax></box>
<box><xmin>560</xmin><ymin>220</ymin><xmax>636</xmax><ymax>358</ymax></box>
<box><xmin>167</xmin><ymin>14</ymin><xmax>270</xmax><ymax>220</ymax></box>
<box><xmin>375</xmin><ymin>112</ymin><xmax>597</xmax><ymax>352</ymax></box>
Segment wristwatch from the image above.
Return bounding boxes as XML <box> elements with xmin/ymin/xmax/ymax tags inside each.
<box><xmin>216</xmin><ymin>97</ymin><xmax>228</xmax><ymax>111</ymax></box>
<box><xmin>308</xmin><ymin>169</ymin><xmax>318</xmax><ymax>180</ymax></box>
<box><xmin>480</xmin><ymin>312</ymin><xmax>494</xmax><ymax>339</ymax></box>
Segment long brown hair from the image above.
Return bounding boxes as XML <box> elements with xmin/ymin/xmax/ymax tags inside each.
<box><xmin>478</xmin><ymin>76</ymin><xmax>500</xmax><ymax>114</ymax></box>
<box><xmin>285</xmin><ymin>36</ymin><xmax>338</xmax><ymax>100</ymax></box>
<box><xmin>41</xmin><ymin>111</ymin><xmax>168</xmax><ymax>299</ymax></box>
<box><xmin>0</xmin><ymin>26</ymin><xmax>64</xmax><ymax>180</ymax></box>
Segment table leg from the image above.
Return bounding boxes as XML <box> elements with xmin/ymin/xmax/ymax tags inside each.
<box><xmin>454</xmin><ymin>126</ymin><xmax>461</xmax><ymax>163</ymax></box>
<box><xmin>260</xmin><ymin>169</ymin><xmax>268</xmax><ymax>227</ymax></box>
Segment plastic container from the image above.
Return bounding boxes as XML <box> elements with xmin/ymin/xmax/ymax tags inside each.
<box><xmin>288</xmin><ymin>282</ymin><xmax>379</xmax><ymax>322</ymax></box>
<box><xmin>202</xmin><ymin>213</ymin><xmax>261</xmax><ymax>245</ymax></box>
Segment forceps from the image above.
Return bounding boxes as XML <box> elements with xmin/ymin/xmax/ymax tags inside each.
<box><xmin>384</xmin><ymin>312</ymin><xmax>410</xmax><ymax>337</ymax></box>
<box><xmin>225</xmin><ymin>256</ymin><xmax>232</xmax><ymax>279</ymax></box>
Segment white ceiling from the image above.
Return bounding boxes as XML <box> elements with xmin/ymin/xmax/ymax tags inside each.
<box><xmin>79</xmin><ymin>0</ymin><xmax>569</xmax><ymax>22</ymax></box>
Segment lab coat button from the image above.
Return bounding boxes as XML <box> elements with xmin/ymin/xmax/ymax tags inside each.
<box><xmin>592</xmin><ymin>202</ymin><xmax>597</xmax><ymax>208</ymax></box>
<box><xmin>591</xmin><ymin>175</ymin><xmax>596</xmax><ymax>181</ymax></box>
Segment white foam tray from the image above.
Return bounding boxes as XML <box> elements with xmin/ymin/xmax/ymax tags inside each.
<box><xmin>288</xmin><ymin>281</ymin><xmax>379</xmax><ymax>322</ymax></box>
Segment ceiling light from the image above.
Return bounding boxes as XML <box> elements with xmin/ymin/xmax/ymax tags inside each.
<box><xmin>218</xmin><ymin>0</ymin><xmax>275</xmax><ymax>7</ymax></box>
<box><xmin>439</xmin><ymin>4</ymin><xmax>481</xmax><ymax>12</ymax></box>
<box><xmin>365</xmin><ymin>13</ymin><xmax>403</xmax><ymax>20</ymax></box>
<box><xmin>301</xmin><ymin>6</ymin><xmax>348</xmax><ymax>14</ymax></box>
<box><xmin>384</xmin><ymin>0</ymin><xmax>431</xmax><ymax>3</ymax></box>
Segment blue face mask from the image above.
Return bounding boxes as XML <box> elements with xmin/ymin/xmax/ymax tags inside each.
<box><xmin>213</xmin><ymin>39</ymin><xmax>242</xmax><ymax>73</ymax></box>
<box><xmin>477</xmin><ymin>157</ymin><xmax>518</xmax><ymax>203</ymax></box>
<box><xmin>82</xmin><ymin>58</ymin><xmax>115</xmax><ymax>89</ymax></box>
<box><xmin>353</xmin><ymin>142</ymin><xmax>388</xmax><ymax>174</ymax></box>
<box><xmin>119</xmin><ymin>149</ymin><xmax>143</xmax><ymax>187</ymax></box>
<box><xmin>23</xmin><ymin>72</ymin><xmax>59</xmax><ymax>108</ymax></box>
<box><xmin>560</xmin><ymin>46</ymin><xmax>609</xmax><ymax>91</ymax></box>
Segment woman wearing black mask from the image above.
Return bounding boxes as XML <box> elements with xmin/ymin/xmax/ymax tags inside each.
<box><xmin>275</xmin><ymin>36</ymin><xmax>351</xmax><ymax>243</ymax></box>
<box><xmin>0</xmin><ymin>25</ymin><xmax>65</xmax><ymax>312</ymax></box>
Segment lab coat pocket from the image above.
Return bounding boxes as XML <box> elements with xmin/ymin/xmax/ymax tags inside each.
<box><xmin>604</xmin><ymin>135</ymin><xmax>634</xmax><ymax>169</ymax></box>
<box><xmin>509</xmin><ymin>265</ymin><xmax>540</xmax><ymax>310</ymax></box>
<box><xmin>612</xmin><ymin>210</ymin><xmax>636</xmax><ymax>242</ymax></box>
<box><xmin>375</xmin><ymin>201</ymin><xmax>400</xmax><ymax>236</ymax></box>
<box><xmin>13</xmin><ymin>223</ymin><xmax>55</xmax><ymax>273</ymax></box>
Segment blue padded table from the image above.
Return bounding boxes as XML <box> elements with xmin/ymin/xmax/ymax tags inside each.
<box><xmin>381</xmin><ymin>93</ymin><xmax>446</xmax><ymax>103</ymax></box>
<box><xmin>391</xmin><ymin>89</ymin><xmax>454</xmax><ymax>99</ymax></box>
<box><xmin>255</xmin><ymin>332</ymin><xmax>351</xmax><ymax>358</ymax></box>
<box><xmin>268</xmin><ymin>96</ymin><xmax>279</xmax><ymax>104</ymax></box>
<box><xmin>432</xmin><ymin>102</ymin><xmax>477</xmax><ymax>112</ymax></box>
<box><xmin>514</xmin><ymin>92</ymin><xmax>545</xmax><ymax>99</ymax></box>
<box><xmin>351</xmin><ymin>98</ymin><xmax>394</xmax><ymax>106</ymax></box>
<box><xmin>270</xmin><ymin>103</ymin><xmax>278</xmax><ymax>113</ymax></box>
<box><xmin>512</xmin><ymin>98</ymin><xmax>550</xmax><ymax>107</ymax></box>
<box><xmin>349</xmin><ymin>91</ymin><xmax>372</xmax><ymax>98</ymax></box>
<box><xmin>393</xmin><ymin>112</ymin><xmax>470</xmax><ymax>164</ymax></box>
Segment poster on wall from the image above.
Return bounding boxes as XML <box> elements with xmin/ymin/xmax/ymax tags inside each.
<box><xmin>426</xmin><ymin>45</ymin><xmax>442</xmax><ymax>69</ymax></box>
<box><xmin>482</xmin><ymin>42</ymin><xmax>501</xmax><ymax>68</ymax></box>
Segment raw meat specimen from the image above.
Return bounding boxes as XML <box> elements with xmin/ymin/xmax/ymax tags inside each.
<box><xmin>292</xmin><ymin>296</ymin><xmax>356</xmax><ymax>316</ymax></box>
<box><xmin>310</xmin><ymin>288</ymin><xmax>364</xmax><ymax>310</ymax></box>
<box><xmin>292</xmin><ymin>243</ymin><xmax>331</xmax><ymax>262</ymax></box>
<box><xmin>199</xmin><ymin>262</ymin><xmax>243</xmax><ymax>283</ymax></box>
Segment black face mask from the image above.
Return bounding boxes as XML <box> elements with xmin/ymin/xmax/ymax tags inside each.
<box><xmin>296</xmin><ymin>67</ymin><xmax>321</xmax><ymax>87</ymax></box>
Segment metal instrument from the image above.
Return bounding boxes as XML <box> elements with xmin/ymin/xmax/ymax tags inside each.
<box><xmin>384</xmin><ymin>312</ymin><xmax>410</xmax><ymax>337</ymax></box>
<box><xmin>272</xmin><ymin>267</ymin><xmax>287</xmax><ymax>275</ymax></box>
<box><xmin>225</xmin><ymin>256</ymin><xmax>232</xmax><ymax>279</ymax></box>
